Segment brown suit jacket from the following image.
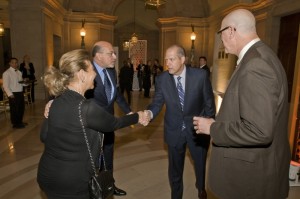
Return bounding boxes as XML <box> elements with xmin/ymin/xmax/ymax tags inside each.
<box><xmin>209</xmin><ymin>41</ymin><xmax>291</xmax><ymax>199</ymax></box>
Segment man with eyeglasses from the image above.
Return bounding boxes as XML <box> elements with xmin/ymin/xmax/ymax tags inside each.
<box><xmin>193</xmin><ymin>9</ymin><xmax>290</xmax><ymax>199</ymax></box>
<box><xmin>85</xmin><ymin>41</ymin><xmax>131</xmax><ymax>196</ymax></box>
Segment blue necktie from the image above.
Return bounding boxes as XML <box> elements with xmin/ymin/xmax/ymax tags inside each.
<box><xmin>177</xmin><ymin>76</ymin><xmax>185</xmax><ymax>130</ymax></box>
<box><xmin>103</xmin><ymin>69</ymin><xmax>112</xmax><ymax>102</ymax></box>
<box><xmin>177</xmin><ymin>76</ymin><xmax>184</xmax><ymax>110</ymax></box>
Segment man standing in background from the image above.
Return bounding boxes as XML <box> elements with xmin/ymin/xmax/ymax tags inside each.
<box><xmin>2</xmin><ymin>58</ymin><xmax>27</xmax><ymax>129</ymax></box>
<box><xmin>198</xmin><ymin>56</ymin><xmax>210</xmax><ymax>78</ymax></box>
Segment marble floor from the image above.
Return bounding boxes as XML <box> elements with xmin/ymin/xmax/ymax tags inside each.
<box><xmin>0</xmin><ymin>91</ymin><xmax>299</xmax><ymax>199</ymax></box>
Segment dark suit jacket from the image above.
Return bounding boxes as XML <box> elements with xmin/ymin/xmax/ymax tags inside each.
<box><xmin>119</xmin><ymin>65</ymin><xmax>133</xmax><ymax>89</ymax></box>
<box><xmin>209</xmin><ymin>41</ymin><xmax>291</xmax><ymax>199</ymax></box>
<box><xmin>19</xmin><ymin>62</ymin><xmax>35</xmax><ymax>80</ymax></box>
<box><xmin>85</xmin><ymin>65</ymin><xmax>131</xmax><ymax>115</ymax></box>
<box><xmin>200</xmin><ymin>64</ymin><xmax>210</xmax><ymax>78</ymax></box>
<box><xmin>147</xmin><ymin>66</ymin><xmax>215</xmax><ymax>147</ymax></box>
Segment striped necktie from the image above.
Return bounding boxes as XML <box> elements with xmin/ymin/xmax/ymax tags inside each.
<box><xmin>177</xmin><ymin>76</ymin><xmax>184</xmax><ymax>110</ymax></box>
<box><xmin>103</xmin><ymin>69</ymin><xmax>112</xmax><ymax>102</ymax></box>
<box><xmin>177</xmin><ymin>76</ymin><xmax>186</xmax><ymax>130</ymax></box>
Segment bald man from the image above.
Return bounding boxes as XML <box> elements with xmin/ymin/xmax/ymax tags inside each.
<box><xmin>193</xmin><ymin>9</ymin><xmax>290</xmax><ymax>199</ymax></box>
<box><xmin>85</xmin><ymin>41</ymin><xmax>131</xmax><ymax>196</ymax></box>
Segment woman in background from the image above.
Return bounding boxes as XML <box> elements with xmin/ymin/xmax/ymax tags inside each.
<box><xmin>19</xmin><ymin>54</ymin><xmax>36</xmax><ymax>102</ymax></box>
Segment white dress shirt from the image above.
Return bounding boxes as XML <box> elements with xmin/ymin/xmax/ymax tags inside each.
<box><xmin>2</xmin><ymin>67</ymin><xmax>24</xmax><ymax>97</ymax></box>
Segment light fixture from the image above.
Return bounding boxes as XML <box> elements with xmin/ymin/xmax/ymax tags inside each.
<box><xmin>190</xmin><ymin>24</ymin><xmax>196</xmax><ymax>65</ymax></box>
<box><xmin>0</xmin><ymin>23</ymin><xmax>5</xmax><ymax>36</ymax></box>
<box><xmin>130</xmin><ymin>0</ymin><xmax>138</xmax><ymax>44</ymax></box>
<box><xmin>80</xmin><ymin>19</ymin><xmax>86</xmax><ymax>49</ymax></box>
<box><xmin>123</xmin><ymin>40</ymin><xmax>130</xmax><ymax>51</ymax></box>
<box><xmin>145</xmin><ymin>0</ymin><xmax>166</xmax><ymax>7</ymax></box>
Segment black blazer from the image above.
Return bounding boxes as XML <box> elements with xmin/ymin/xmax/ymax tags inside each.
<box><xmin>37</xmin><ymin>90</ymin><xmax>138</xmax><ymax>198</ymax></box>
<box><xmin>19</xmin><ymin>62</ymin><xmax>35</xmax><ymax>80</ymax></box>
<box><xmin>147</xmin><ymin>66</ymin><xmax>215</xmax><ymax>146</ymax></box>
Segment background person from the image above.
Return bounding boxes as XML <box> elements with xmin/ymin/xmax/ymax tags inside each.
<box><xmin>152</xmin><ymin>58</ymin><xmax>163</xmax><ymax>86</ymax></box>
<box><xmin>136</xmin><ymin>59</ymin><xmax>144</xmax><ymax>91</ymax></box>
<box><xmin>146</xmin><ymin>45</ymin><xmax>215</xmax><ymax>199</ymax></box>
<box><xmin>198</xmin><ymin>56</ymin><xmax>210</xmax><ymax>78</ymax></box>
<box><xmin>119</xmin><ymin>60</ymin><xmax>132</xmax><ymax>104</ymax></box>
<box><xmin>19</xmin><ymin>54</ymin><xmax>36</xmax><ymax>102</ymax></box>
<box><xmin>2</xmin><ymin>57</ymin><xmax>27</xmax><ymax>129</ymax></box>
<box><xmin>37</xmin><ymin>49</ymin><xmax>146</xmax><ymax>199</ymax></box>
<box><xmin>143</xmin><ymin>60</ymin><xmax>152</xmax><ymax>98</ymax></box>
<box><xmin>193</xmin><ymin>9</ymin><xmax>291</xmax><ymax>199</ymax></box>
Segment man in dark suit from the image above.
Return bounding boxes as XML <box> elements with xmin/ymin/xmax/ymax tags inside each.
<box><xmin>145</xmin><ymin>45</ymin><xmax>215</xmax><ymax>199</ymax></box>
<box><xmin>119</xmin><ymin>60</ymin><xmax>133</xmax><ymax>104</ymax></box>
<box><xmin>193</xmin><ymin>9</ymin><xmax>291</xmax><ymax>199</ymax></box>
<box><xmin>198</xmin><ymin>56</ymin><xmax>210</xmax><ymax>78</ymax></box>
<box><xmin>85</xmin><ymin>41</ymin><xmax>131</xmax><ymax>196</ymax></box>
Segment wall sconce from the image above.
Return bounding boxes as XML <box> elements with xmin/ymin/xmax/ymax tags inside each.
<box><xmin>123</xmin><ymin>40</ymin><xmax>130</xmax><ymax>51</ymax></box>
<box><xmin>0</xmin><ymin>23</ymin><xmax>5</xmax><ymax>36</ymax></box>
<box><xmin>80</xmin><ymin>19</ymin><xmax>86</xmax><ymax>49</ymax></box>
<box><xmin>190</xmin><ymin>24</ymin><xmax>196</xmax><ymax>65</ymax></box>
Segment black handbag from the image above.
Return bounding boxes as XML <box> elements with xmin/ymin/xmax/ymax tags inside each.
<box><xmin>79</xmin><ymin>101</ymin><xmax>115</xmax><ymax>199</ymax></box>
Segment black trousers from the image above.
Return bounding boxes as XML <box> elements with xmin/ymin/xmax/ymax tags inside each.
<box><xmin>120</xmin><ymin>85</ymin><xmax>131</xmax><ymax>104</ymax></box>
<box><xmin>168</xmin><ymin>129</ymin><xmax>210</xmax><ymax>199</ymax></box>
<box><xmin>102</xmin><ymin>132</ymin><xmax>115</xmax><ymax>173</ymax></box>
<box><xmin>8</xmin><ymin>92</ymin><xmax>25</xmax><ymax>126</ymax></box>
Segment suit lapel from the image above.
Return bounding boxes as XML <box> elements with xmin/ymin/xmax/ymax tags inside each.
<box><xmin>106</xmin><ymin>69</ymin><xmax>116</xmax><ymax>100</ymax></box>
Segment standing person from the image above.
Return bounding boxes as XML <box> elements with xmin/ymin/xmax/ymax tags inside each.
<box><xmin>136</xmin><ymin>59</ymin><xmax>144</xmax><ymax>91</ymax></box>
<box><xmin>2</xmin><ymin>58</ymin><xmax>27</xmax><ymax>129</ymax></box>
<box><xmin>152</xmin><ymin>58</ymin><xmax>163</xmax><ymax>86</ymax></box>
<box><xmin>19</xmin><ymin>54</ymin><xmax>36</xmax><ymax>102</ymax></box>
<box><xmin>37</xmin><ymin>49</ymin><xmax>146</xmax><ymax>199</ymax></box>
<box><xmin>145</xmin><ymin>45</ymin><xmax>215</xmax><ymax>199</ymax></box>
<box><xmin>119</xmin><ymin>60</ymin><xmax>132</xmax><ymax>104</ymax></box>
<box><xmin>193</xmin><ymin>9</ymin><xmax>291</xmax><ymax>199</ymax></box>
<box><xmin>198</xmin><ymin>56</ymin><xmax>210</xmax><ymax>78</ymax></box>
<box><xmin>143</xmin><ymin>60</ymin><xmax>152</xmax><ymax>98</ymax></box>
<box><xmin>85</xmin><ymin>41</ymin><xmax>131</xmax><ymax>196</ymax></box>
<box><xmin>127</xmin><ymin>58</ymin><xmax>134</xmax><ymax>91</ymax></box>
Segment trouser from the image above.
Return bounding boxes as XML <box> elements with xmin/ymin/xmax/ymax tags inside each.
<box><xmin>168</xmin><ymin>129</ymin><xmax>210</xmax><ymax>199</ymax></box>
<box><xmin>138</xmin><ymin>77</ymin><xmax>143</xmax><ymax>90</ymax></box>
<box><xmin>8</xmin><ymin>92</ymin><xmax>25</xmax><ymax>126</ymax></box>
<box><xmin>102</xmin><ymin>132</ymin><xmax>115</xmax><ymax>173</ymax></box>
<box><xmin>120</xmin><ymin>85</ymin><xmax>131</xmax><ymax>104</ymax></box>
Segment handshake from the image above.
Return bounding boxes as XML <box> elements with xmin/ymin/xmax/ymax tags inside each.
<box><xmin>137</xmin><ymin>110</ymin><xmax>151</xmax><ymax>126</ymax></box>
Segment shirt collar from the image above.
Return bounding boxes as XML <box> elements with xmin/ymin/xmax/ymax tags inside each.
<box><xmin>237</xmin><ymin>38</ymin><xmax>260</xmax><ymax>65</ymax></box>
<box><xmin>174</xmin><ymin>65</ymin><xmax>186</xmax><ymax>80</ymax></box>
<box><xmin>93</xmin><ymin>61</ymin><xmax>105</xmax><ymax>74</ymax></box>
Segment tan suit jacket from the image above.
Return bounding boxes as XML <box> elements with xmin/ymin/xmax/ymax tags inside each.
<box><xmin>209</xmin><ymin>41</ymin><xmax>291</xmax><ymax>199</ymax></box>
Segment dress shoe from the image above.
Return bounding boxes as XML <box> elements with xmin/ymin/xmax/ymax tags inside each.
<box><xmin>198</xmin><ymin>190</ymin><xmax>207</xmax><ymax>199</ymax></box>
<box><xmin>13</xmin><ymin>124</ymin><xmax>25</xmax><ymax>129</ymax></box>
<box><xmin>114</xmin><ymin>185</ymin><xmax>126</xmax><ymax>196</ymax></box>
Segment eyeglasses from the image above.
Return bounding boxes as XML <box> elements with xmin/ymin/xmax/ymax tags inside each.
<box><xmin>217</xmin><ymin>26</ymin><xmax>230</xmax><ymax>34</ymax></box>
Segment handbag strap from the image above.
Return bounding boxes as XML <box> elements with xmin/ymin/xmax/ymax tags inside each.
<box><xmin>78</xmin><ymin>100</ymin><xmax>107</xmax><ymax>177</ymax></box>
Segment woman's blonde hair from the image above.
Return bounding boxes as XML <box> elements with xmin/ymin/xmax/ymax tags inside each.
<box><xmin>43</xmin><ymin>49</ymin><xmax>90</xmax><ymax>96</ymax></box>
